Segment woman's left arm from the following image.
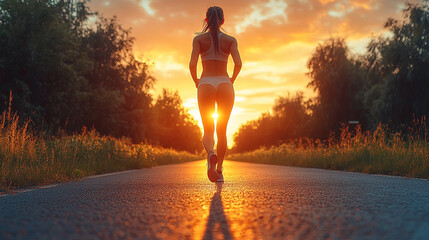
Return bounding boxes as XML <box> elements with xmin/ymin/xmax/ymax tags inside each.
<box><xmin>189</xmin><ymin>36</ymin><xmax>200</xmax><ymax>88</ymax></box>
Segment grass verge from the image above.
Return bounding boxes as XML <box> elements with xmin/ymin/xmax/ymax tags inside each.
<box><xmin>0</xmin><ymin>109</ymin><xmax>201</xmax><ymax>192</ymax></box>
<box><xmin>229</xmin><ymin>123</ymin><xmax>429</xmax><ymax>179</ymax></box>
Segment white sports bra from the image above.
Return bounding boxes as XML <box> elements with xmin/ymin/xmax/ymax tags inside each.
<box><xmin>200</xmin><ymin>32</ymin><xmax>229</xmax><ymax>62</ymax></box>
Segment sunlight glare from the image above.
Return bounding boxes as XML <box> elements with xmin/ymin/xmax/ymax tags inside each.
<box><xmin>212</xmin><ymin>112</ymin><xmax>219</xmax><ymax>120</ymax></box>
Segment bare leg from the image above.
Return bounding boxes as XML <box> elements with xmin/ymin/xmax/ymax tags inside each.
<box><xmin>198</xmin><ymin>85</ymin><xmax>216</xmax><ymax>154</ymax></box>
<box><xmin>215</xmin><ymin>83</ymin><xmax>235</xmax><ymax>172</ymax></box>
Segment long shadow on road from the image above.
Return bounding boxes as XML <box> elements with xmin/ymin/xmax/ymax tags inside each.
<box><xmin>203</xmin><ymin>182</ymin><xmax>232</xmax><ymax>240</ymax></box>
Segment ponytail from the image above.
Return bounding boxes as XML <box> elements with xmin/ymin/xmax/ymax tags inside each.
<box><xmin>211</xmin><ymin>8</ymin><xmax>220</xmax><ymax>53</ymax></box>
<box><xmin>200</xmin><ymin>6</ymin><xmax>224</xmax><ymax>54</ymax></box>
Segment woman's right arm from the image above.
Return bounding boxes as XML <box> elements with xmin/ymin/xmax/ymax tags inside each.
<box><xmin>230</xmin><ymin>38</ymin><xmax>242</xmax><ymax>83</ymax></box>
<box><xmin>189</xmin><ymin>36</ymin><xmax>200</xmax><ymax>88</ymax></box>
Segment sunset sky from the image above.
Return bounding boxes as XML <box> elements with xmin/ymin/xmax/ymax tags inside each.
<box><xmin>89</xmin><ymin>0</ymin><xmax>419</xmax><ymax>146</ymax></box>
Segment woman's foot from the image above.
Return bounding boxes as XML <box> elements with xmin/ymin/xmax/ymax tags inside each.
<box><xmin>207</xmin><ymin>152</ymin><xmax>218</xmax><ymax>182</ymax></box>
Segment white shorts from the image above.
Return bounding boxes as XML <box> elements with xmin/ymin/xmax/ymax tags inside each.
<box><xmin>198</xmin><ymin>76</ymin><xmax>232</xmax><ymax>90</ymax></box>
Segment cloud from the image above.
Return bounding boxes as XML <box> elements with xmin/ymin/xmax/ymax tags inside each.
<box><xmin>152</xmin><ymin>54</ymin><xmax>188</xmax><ymax>76</ymax></box>
<box><xmin>139</xmin><ymin>0</ymin><xmax>156</xmax><ymax>16</ymax></box>
<box><xmin>348</xmin><ymin>36</ymin><xmax>372</xmax><ymax>54</ymax></box>
<box><xmin>234</xmin><ymin>0</ymin><xmax>288</xmax><ymax>34</ymax></box>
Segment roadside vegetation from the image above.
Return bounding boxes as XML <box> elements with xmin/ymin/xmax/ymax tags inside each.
<box><xmin>231</xmin><ymin>2</ymin><xmax>429</xmax><ymax>179</ymax></box>
<box><xmin>230</xmin><ymin>120</ymin><xmax>429</xmax><ymax>178</ymax></box>
<box><xmin>233</xmin><ymin>2</ymin><xmax>429</xmax><ymax>152</ymax></box>
<box><xmin>0</xmin><ymin>0</ymin><xmax>202</xmax><ymax>153</ymax></box>
<box><xmin>0</xmin><ymin>106</ymin><xmax>201</xmax><ymax>192</ymax></box>
<box><xmin>0</xmin><ymin>0</ymin><xmax>203</xmax><ymax>192</ymax></box>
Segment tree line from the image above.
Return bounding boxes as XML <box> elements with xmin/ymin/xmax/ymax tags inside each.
<box><xmin>233</xmin><ymin>2</ymin><xmax>429</xmax><ymax>152</ymax></box>
<box><xmin>0</xmin><ymin>0</ymin><xmax>202</xmax><ymax>153</ymax></box>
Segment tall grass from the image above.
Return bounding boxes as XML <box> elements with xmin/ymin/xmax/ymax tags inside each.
<box><xmin>0</xmin><ymin>105</ymin><xmax>201</xmax><ymax>192</ymax></box>
<box><xmin>229</xmin><ymin>121</ymin><xmax>429</xmax><ymax>178</ymax></box>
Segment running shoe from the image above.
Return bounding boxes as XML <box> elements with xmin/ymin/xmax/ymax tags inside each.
<box><xmin>216</xmin><ymin>171</ymin><xmax>224</xmax><ymax>182</ymax></box>
<box><xmin>207</xmin><ymin>152</ymin><xmax>218</xmax><ymax>182</ymax></box>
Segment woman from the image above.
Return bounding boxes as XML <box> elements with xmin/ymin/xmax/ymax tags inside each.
<box><xmin>189</xmin><ymin>6</ymin><xmax>242</xmax><ymax>182</ymax></box>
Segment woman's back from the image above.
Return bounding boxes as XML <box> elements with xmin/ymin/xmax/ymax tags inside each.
<box><xmin>199</xmin><ymin>32</ymin><xmax>232</xmax><ymax>56</ymax></box>
<box><xmin>197</xmin><ymin>32</ymin><xmax>234</xmax><ymax>77</ymax></box>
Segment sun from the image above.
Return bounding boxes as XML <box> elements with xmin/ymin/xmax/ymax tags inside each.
<box><xmin>212</xmin><ymin>112</ymin><xmax>219</xmax><ymax>120</ymax></box>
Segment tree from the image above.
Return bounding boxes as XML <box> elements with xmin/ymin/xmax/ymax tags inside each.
<box><xmin>0</xmin><ymin>0</ymin><xmax>90</xmax><ymax>129</ymax></box>
<box><xmin>0</xmin><ymin>1</ymin><xmax>156</xmax><ymax>142</ymax></box>
<box><xmin>233</xmin><ymin>92</ymin><xmax>309</xmax><ymax>152</ymax></box>
<box><xmin>307</xmin><ymin>38</ymin><xmax>366</xmax><ymax>138</ymax></box>
<box><xmin>232</xmin><ymin>1</ymin><xmax>429</xmax><ymax>152</ymax></box>
<box><xmin>80</xmin><ymin>16</ymin><xmax>155</xmax><ymax>141</ymax></box>
<box><xmin>364</xmin><ymin>2</ymin><xmax>429</xmax><ymax>128</ymax></box>
<box><xmin>152</xmin><ymin>89</ymin><xmax>202</xmax><ymax>153</ymax></box>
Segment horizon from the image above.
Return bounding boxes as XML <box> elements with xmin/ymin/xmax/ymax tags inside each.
<box><xmin>89</xmin><ymin>0</ymin><xmax>420</xmax><ymax>146</ymax></box>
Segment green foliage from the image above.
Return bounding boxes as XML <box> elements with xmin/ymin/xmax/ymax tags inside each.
<box><xmin>233</xmin><ymin>92</ymin><xmax>309</xmax><ymax>152</ymax></box>
<box><xmin>152</xmin><ymin>89</ymin><xmax>202</xmax><ymax>153</ymax></box>
<box><xmin>307</xmin><ymin>38</ymin><xmax>366</xmax><ymax>138</ymax></box>
<box><xmin>233</xmin><ymin>2</ymin><xmax>429</xmax><ymax>152</ymax></box>
<box><xmin>230</xmin><ymin>120</ymin><xmax>429</xmax><ymax>179</ymax></box>
<box><xmin>0</xmin><ymin>0</ymin><xmax>201</xmax><ymax>151</ymax></box>
<box><xmin>0</xmin><ymin>107</ymin><xmax>200</xmax><ymax>192</ymax></box>
<box><xmin>0</xmin><ymin>0</ymin><xmax>88</xmax><ymax>127</ymax></box>
<box><xmin>364</xmin><ymin>2</ymin><xmax>429</xmax><ymax>128</ymax></box>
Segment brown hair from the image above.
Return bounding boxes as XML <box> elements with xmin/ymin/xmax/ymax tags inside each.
<box><xmin>201</xmin><ymin>6</ymin><xmax>224</xmax><ymax>54</ymax></box>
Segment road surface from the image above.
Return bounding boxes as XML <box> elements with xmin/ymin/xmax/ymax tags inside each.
<box><xmin>1</xmin><ymin>160</ymin><xmax>429</xmax><ymax>239</ymax></box>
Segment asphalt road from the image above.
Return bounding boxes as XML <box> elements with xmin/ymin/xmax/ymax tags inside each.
<box><xmin>1</xmin><ymin>160</ymin><xmax>429</xmax><ymax>240</ymax></box>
